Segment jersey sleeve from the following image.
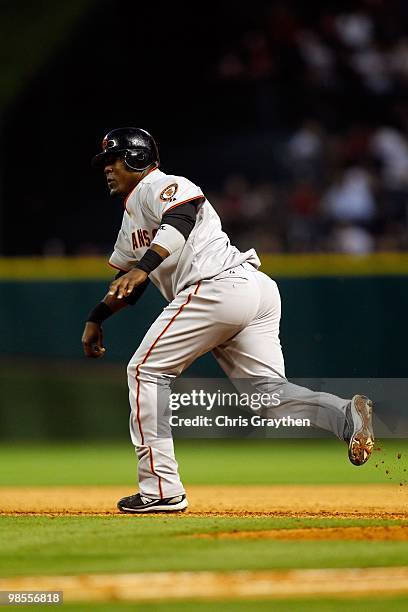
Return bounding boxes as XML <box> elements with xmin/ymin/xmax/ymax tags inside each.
<box><xmin>145</xmin><ymin>175</ymin><xmax>205</xmax><ymax>220</ymax></box>
<box><xmin>108</xmin><ymin>215</ymin><xmax>137</xmax><ymax>272</ymax></box>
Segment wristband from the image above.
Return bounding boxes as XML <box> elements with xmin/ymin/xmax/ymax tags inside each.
<box><xmin>135</xmin><ymin>249</ymin><xmax>164</xmax><ymax>274</ymax></box>
<box><xmin>87</xmin><ymin>302</ymin><xmax>114</xmax><ymax>325</ymax></box>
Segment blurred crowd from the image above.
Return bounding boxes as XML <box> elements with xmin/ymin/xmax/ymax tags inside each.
<box><xmin>218</xmin><ymin>1</ymin><xmax>408</xmax><ymax>104</ymax></box>
<box><xmin>42</xmin><ymin>1</ymin><xmax>408</xmax><ymax>256</ymax></box>
<box><xmin>213</xmin><ymin>1</ymin><xmax>408</xmax><ymax>253</ymax></box>
<box><xmin>210</xmin><ymin>121</ymin><xmax>408</xmax><ymax>253</ymax></box>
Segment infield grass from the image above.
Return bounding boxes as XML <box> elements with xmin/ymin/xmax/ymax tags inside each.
<box><xmin>1</xmin><ymin>516</ymin><xmax>407</xmax><ymax>577</ymax></box>
<box><xmin>0</xmin><ymin>439</ymin><xmax>406</xmax><ymax>486</ymax></box>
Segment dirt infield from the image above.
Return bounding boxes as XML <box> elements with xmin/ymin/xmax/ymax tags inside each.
<box><xmin>193</xmin><ymin>525</ymin><xmax>408</xmax><ymax>540</ymax></box>
<box><xmin>2</xmin><ymin>567</ymin><xmax>408</xmax><ymax>601</ymax></box>
<box><xmin>1</xmin><ymin>484</ymin><xmax>407</xmax><ymax>518</ymax></box>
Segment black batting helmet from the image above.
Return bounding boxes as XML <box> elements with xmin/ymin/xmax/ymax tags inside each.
<box><xmin>92</xmin><ymin>127</ymin><xmax>160</xmax><ymax>171</ymax></box>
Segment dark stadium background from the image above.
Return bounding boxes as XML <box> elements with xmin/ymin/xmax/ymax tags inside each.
<box><xmin>3</xmin><ymin>0</ymin><xmax>408</xmax><ymax>255</ymax></box>
<box><xmin>2</xmin><ymin>0</ymin><xmax>262</xmax><ymax>254</ymax></box>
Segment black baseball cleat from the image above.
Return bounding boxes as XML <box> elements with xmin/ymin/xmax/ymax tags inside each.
<box><xmin>117</xmin><ymin>492</ymin><xmax>188</xmax><ymax>514</ymax></box>
<box><xmin>343</xmin><ymin>394</ymin><xmax>375</xmax><ymax>466</ymax></box>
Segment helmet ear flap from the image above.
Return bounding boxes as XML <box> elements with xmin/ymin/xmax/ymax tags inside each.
<box><xmin>124</xmin><ymin>149</ymin><xmax>150</xmax><ymax>171</ymax></box>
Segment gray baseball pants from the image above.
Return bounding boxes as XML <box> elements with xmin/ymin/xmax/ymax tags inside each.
<box><xmin>127</xmin><ymin>265</ymin><xmax>349</xmax><ymax>498</ymax></box>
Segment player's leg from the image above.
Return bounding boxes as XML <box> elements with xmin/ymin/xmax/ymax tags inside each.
<box><xmin>213</xmin><ymin>270</ymin><xmax>369</xmax><ymax>444</ymax></box>
<box><xmin>123</xmin><ymin>277</ymin><xmax>258</xmax><ymax>508</ymax></box>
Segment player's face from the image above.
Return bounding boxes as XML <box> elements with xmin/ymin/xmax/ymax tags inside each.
<box><xmin>103</xmin><ymin>156</ymin><xmax>140</xmax><ymax>197</ymax></box>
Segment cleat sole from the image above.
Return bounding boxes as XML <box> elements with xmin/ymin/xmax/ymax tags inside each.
<box><xmin>348</xmin><ymin>396</ymin><xmax>375</xmax><ymax>466</ymax></box>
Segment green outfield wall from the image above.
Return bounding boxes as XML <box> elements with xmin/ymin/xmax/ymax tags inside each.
<box><xmin>0</xmin><ymin>276</ymin><xmax>406</xmax><ymax>376</ymax></box>
<box><xmin>0</xmin><ymin>255</ymin><xmax>407</xmax><ymax>438</ymax></box>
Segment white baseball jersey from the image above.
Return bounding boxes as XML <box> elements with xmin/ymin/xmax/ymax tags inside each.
<box><xmin>109</xmin><ymin>168</ymin><xmax>261</xmax><ymax>301</ymax></box>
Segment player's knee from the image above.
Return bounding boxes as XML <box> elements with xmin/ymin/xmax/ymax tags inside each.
<box><xmin>127</xmin><ymin>360</ymin><xmax>136</xmax><ymax>378</ymax></box>
<box><xmin>127</xmin><ymin>351</ymin><xmax>146</xmax><ymax>377</ymax></box>
<box><xmin>127</xmin><ymin>359</ymin><xmax>173</xmax><ymax>380</ymax></box>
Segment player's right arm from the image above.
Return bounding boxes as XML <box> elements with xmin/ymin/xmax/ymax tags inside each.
<box><xmin>81</xmin><ymin>273</ymin><xmax>149</xmax><ymax>359</ymax></box>
<box><xmin>82</xmin><ymin>212</ymin><xmax>148</xmax><ymax>358</ymax></box>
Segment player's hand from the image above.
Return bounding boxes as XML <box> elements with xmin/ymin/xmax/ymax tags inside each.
<box><xmin>108</xmin><ymin>268</ymin><xmax>148</xmax><ymax>299</ymax></box>
<box><xmin>82</xmin><ymin>322</ymin><xmax>106</xmax><ymax>358</ymax></box>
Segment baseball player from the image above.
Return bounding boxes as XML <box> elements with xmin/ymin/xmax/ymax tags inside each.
<box><xmin>82</xmin><ymin>127</ymin><xmax>374</xmax><ymax>514</ymax></box>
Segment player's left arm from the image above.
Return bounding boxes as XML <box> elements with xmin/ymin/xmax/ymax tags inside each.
<box><xmin>108</xmin><ymin>201</ymin><xmax>200</xmax><ymax>299</ymax></box>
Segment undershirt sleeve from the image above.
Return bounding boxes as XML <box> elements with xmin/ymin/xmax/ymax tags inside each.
<box><xmin>161</xmin><ymin>201</ymin><xmax>199</xmax><ymax>240</ymax></box>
